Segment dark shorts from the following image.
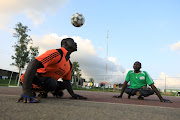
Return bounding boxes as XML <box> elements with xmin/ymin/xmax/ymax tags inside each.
<box><xmin>125</xmin><ymin>88</ymin><xmax>154</xmax><ymax>97</ymax></box>
<box><xmin>32</xmin><ymin>76</ymin><xmax>57</xmax><ymax>91</ymax></box>
<box><xmin>21</xmin><ymin>75</ymin><xmax>64</xmax><ymax>91</ymax></box>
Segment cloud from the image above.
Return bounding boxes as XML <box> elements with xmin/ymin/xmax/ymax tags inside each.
<box><xmin>32</xmin><ymin>34</ymin><xmax>126</xmax><ymax>84</ymax></box>
<box><xmin>170</xmin><ymin>41</ymin><xmax>180</xmax><ymax>52</ymax></box>
<box><xmin>154</xmin><ymin>72</ymin><xmax>180</xmax><ymax>89</ymax></box>
<box><xmin>0</xmin><ymin>0</ymin><xmax>68</xmax><ymax>29</ymax></box>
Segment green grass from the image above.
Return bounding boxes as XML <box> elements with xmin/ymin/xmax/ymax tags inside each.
<box><xmin>1</xmin><ymin>79</ymin><xmax>178</xmax><ymax>96</ymax></box>
<box><xmin>0</xmin><ymin>79</ymin><xmax>18</xmax><ymax>86</ymax></box>
<box><xmin>72</xmin><ymin>86</ymin><xmax>121</xmax><ymax>93</ymax></box>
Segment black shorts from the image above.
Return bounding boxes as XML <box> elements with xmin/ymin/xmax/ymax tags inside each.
<box><xmin>125</xmin><ymin>88</ymin><xmax>154</xmax><ymax>97</ymax></box>
<box><xmin>32</xmin><ymin>76</ymin><xmax>57</xmax><ymax>91</ymax></box>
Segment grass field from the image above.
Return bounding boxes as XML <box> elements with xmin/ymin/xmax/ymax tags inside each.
<box><xmin>0</xmin><ymin>79</ymin><xmax>179</xmax><ymax>96</ymax></box>
<box><xmin>0</xmin><ymin>79</ymin><xmax>18</xmax><ymax>86</ymax></box>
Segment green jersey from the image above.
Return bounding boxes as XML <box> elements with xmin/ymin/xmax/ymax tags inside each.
<box><xmin>125</xmin><ymin>70</ymin><xmax>154</xmax><ymax>89</ymax></box>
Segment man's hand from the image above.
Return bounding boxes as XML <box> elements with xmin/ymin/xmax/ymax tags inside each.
<box><xmin>18</xmin><ymin>95</ymin><xmax>40</xmax><ymax>103</ymax></box>
<box><xmin>161</xmin><ymin>99</ymin><xmax>172</xmax><ymax>103</ymax></box>
<box><xmin>113</xmin><ymin>95</ymin><xmax>122</xmax><ymax>98</ymax></box>
<box><xmin>18</xmin><ymin>89</ymin><xmax>40</xmax><ymax>103</ymax></box>
<box><xmin>70</xmin><ymin>94</ymin><xmax>87</xmax><ymax>99</ymax></box>
<box><xmin>52</xmin><ymin>91</ymin><xmax>64</xmax><ymax>98</ymax></box>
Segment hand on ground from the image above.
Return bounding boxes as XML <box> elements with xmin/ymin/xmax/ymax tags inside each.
<box><xmin>70</xmin><ymin>94</ymin><xmax>87</xmax><ymax>99</ymax></box>
<box><xmin>162</xmin><ymin>99</ymin><xmax>172</xmax><ymax>103</ymax></box>
<box><xmin>18</xmin><ymin>95</ymin><xmax>40</xmax><ymax>103</ymax></box>
<box><xmin>113</xmin><ymin>95</ymin><xmax>122</xmax><ymax>98</ymax></box>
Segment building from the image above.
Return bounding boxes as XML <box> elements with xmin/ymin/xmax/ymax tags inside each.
<box><xmin>0</xmin><ymin>68</ymin><xmax>19</xmax><ymax>80</ymax></box>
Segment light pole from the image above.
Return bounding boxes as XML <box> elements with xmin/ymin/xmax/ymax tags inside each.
<box><xmin>165</xmin><ymin>77</ymin><xmax>166</xmax><ymax>94</ymax></box>
<box><xmin>8</xmin><ymin>71</ymin><xmax>14</xmax><ymax>86</ymax></box>
<box><xmin>123</xmin><ymin>72</ymin><xmax>124</xmax><ymax>81</ymax></box>
<box><xmin>17</xmin><ymin>68</ymin><xmax>22</xmax><ymax>87</ymax></box>
<box><xmin>104</xmin><ymin>29</ymin><xmax>109</xmax><ymax>83</ymax></box>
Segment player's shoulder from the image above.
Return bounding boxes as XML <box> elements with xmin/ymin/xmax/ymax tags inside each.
<box><xmin>44</xmin><ymin>49</ymin><xmax>60</xmax><ymax>55</ymax></box>
<box><xmin>46</xmin><ymin>49</ymin><xmax>58</xmax><ymax>52</ymax></box>
<box><xmin>39</xmin><ymin>49</ymin><xmax>61</xmax><ymax>58</ymax></box>
<box><xmin>128</xmin><ymin>70</ymin><xmax>134</xmax><ymax>74</ymax></box>
<box><xmin>141</xmin><ymin>71</ymin><xmax>148</xmax><ymax>75</ymax></box>
<box><xmin>141</xmin><ymin>71</ymin><xmax>147</xmax><ymax>73</ymax></box>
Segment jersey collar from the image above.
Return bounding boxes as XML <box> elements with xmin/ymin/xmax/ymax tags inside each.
<box><xmin>133</xmin><ymin>70</ymin><xmax>141</xmax><ymax>74</ymax></box>
<box><xmin>61</xmin><ymin>47</ymin><xmax>70</xmax><ymax>61</ymax></box>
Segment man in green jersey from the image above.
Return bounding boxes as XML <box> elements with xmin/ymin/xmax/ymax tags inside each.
<box><xmin>114</xmin><ymin>61</ymin><xmax>171</xmax><ymax>102</ymax></box>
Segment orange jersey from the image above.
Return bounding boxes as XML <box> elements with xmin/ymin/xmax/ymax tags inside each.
<box><xmin>36</xmin><ymin>47</ymin><xmax>72</xmax><ymax>80</ymax></box>
<box><xmin>21</xmin><ymin>47</ymin><xmax>72</xmax><ymax>83</ymax></box>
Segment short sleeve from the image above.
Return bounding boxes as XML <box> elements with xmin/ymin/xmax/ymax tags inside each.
<box><xmin>36</xmin><ymin>49</ymin><xmax>61</xmax><ymax>69</ymax></box>
<box><xmin>62</xmin><ymin>68</ymin><xmax>72</xmax><ymax>80</ymax></box>
<box><xmin>125</xmin><ymin>71</ymin><xmax>131</xmax><ymax>82</ymax></box>
<box><xmin>144</xmin><ymin>71</ymin><xmax>154</xmax><ymax>85</ymax></box>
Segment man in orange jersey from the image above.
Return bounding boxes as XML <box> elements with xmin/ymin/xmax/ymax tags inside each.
<box><xmin>18</xmin><ymin>38</ymin><xmax>87</xmax><ymax>103</ymax></box>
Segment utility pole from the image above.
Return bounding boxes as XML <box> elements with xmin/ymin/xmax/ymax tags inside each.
<box><xmin>165</xmin><ymin>77</ymin><xmax>166</xmax><ymax>94</ymax></box>
<box><xmin>8</xmin><ymin>71</ymin><xmax>14</xmax><ymax>86</ymax></box>
<box><xmin>123</xmin><ymin>72</ymin><xmax>124</xmax><ymax>81</ymax></box>
<box><xmin>17</xmin><ymin>68</ymin><xmax>22</xmax><ymax>87</ymax></box>
<box><xmin>105</xmin><ymin>29</ymin><xmax>109</xmax><ymax>82</ymax></box>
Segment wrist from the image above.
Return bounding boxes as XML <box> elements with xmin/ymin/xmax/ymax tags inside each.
<box><xmin>71</xmin><ymin>93</ymin><xmax>76</xmax><ymax>97</ymax></box>
<box><xmin>160</xmin><ymin>98</ymin><xmax>164</xmax><ymax>102</ymax></box>
<box><xmin>23</xmin><ymin>89</ymin><xmax>33</xmax><ymax>97</ymax></box>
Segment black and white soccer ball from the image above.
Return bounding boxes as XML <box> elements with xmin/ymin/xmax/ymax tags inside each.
<box><xmin>71</xmin><ymin>13</ymin><xmax>85</xmax><ymax>27</ymax></box>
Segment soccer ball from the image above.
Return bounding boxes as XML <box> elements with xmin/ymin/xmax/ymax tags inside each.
<box><xmin>71</xmin><ymin>13</ymin><xmax>85</xmax><ymax>27</ymax></box>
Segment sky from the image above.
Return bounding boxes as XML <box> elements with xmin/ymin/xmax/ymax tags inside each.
<box><xmin>0</xmin><ymin>0</ymin><xmax>180</xmax><ymax>89</ymax></box>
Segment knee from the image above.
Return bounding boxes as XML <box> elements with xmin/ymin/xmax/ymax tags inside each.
<box><xmin>125</xmin><ymin>88</ymin><xmax>130</xmax><ymax>94</ymax></box>
<box><xmin>140</xmin><ymin>89</ymin><xmax>154</xmax><ymax>97</ymax></box>
<box><xmin>125</xmin><ymin>88</ymin><xmax>138</xmax><ymax>95</ymax></box>
<box><xmin>149</xmin><ymin>89</ymin><xmax>154</xmax><ymax>95</ymax></box>
<box><xmin>47</xmin><ymin>78</ymin><xmax>57</xmax><ymax>91</ymax></box>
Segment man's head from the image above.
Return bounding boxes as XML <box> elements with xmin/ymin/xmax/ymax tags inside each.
<box><xmin>133</xmin><ymin>61</ymin><xmax>141</xmax><ymax>72</ymax></box>
<box><xmin>61</xmin><ymin>38</ymin><xmax>77</xmax><ymax>52</ymax></box>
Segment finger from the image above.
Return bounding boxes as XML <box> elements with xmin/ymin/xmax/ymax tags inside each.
<box><xmin>23</xmin><ymin>97</ymin><xmax>27</xmax><ymax>103</ymax></box>
<box><xmin>27</xmin><ymin>98</ymin><xmax>31</xmax><ymax>103</ymax></box>
<box><xmin>70</xmin><ymin>97</ymin><xmax>76</xmax><ymax>99</ymax></box>
<box><xmin>165</xmin><ymin>100</ymin><xmax>172</xmax><ymax>103</ymax></box>
<box><xmin>113</xmin><ymin>95</ymin><xmax>120</xmax><ymax>98</ymax></box>
<box><xmin>79</xmin><ymin>96</ymin><xmax>87</xmax><ymax>99</ymax></box>
<box><xmin>17</xmin><ymin>96</ymin><xmax>23</xmax><ymax>102</ymax></box>
<box><xmin>76</xmin><ymin>95</ymin><xmax>87</xmax><ymax>99</ymax></box>
<box><xmin>30</xmin><ymin>97</ymin><xmax>40</xmax><ymax>103</ymax></box>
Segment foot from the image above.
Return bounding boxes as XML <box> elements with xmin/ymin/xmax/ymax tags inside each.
<box><xmin>128</xmin><ymin>95</ymin><xmax>131</xmax><ymax>99</ymax></box>
<box><xmin>113</xmin><ymin>95</ymin><xmax>122</xmax><ymax>98</ymax></box>
<box><xmin>51</xmin><ymin>90</ymin><xmax>64</xmax><ymax>98</ymax></box>
<box><xmin>32</xmin><ymin>92</ymin><xmax>36</xmax><ymax>97</ymax></box>
<box><xmin>137</xmin><ymin>96</ymin><xmax>144</xmax><ymax>100</ymax></box>
<box><xmin>38</xmin><ymin>92</ymin><xmax>48</xmax><ymax>98</ymax></box>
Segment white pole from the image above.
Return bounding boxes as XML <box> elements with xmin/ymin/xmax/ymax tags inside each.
<box><xmin>8</xmin><ymin>71</ymin><xmax>14</xmax><ymax>86</ymax></box>
<box><xmin>105</xmin><ymin>29</ymin><xmax>109</xmax><ymax>82</ymax></box>
<box><xmin>17</xmin><ymin>68</ymin><xmax>22</xmax><ymax>87</ymax></box>
<box><xmin>165</xmin><ymin>77</ymin><xmax>166</xmax><ymax>94</ymax></box>
<box><xmin>123</xmin><ymin>72</ymin><xmax>124</xmax><ymax>81</ymax></box>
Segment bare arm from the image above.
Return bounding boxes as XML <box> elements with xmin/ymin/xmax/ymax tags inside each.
<box><xmin>150</xmin><ymin>84</ymin><xmax>164</xmax><ymax>102</ymax></box>
<box><xmin>63</xmin><ymin>80</ymin><xmax>87</xmax><ymax>99</ymax></box>
<box><xmin>63</xmin><ymin>80</ymin><xmax>76</xmax><ymax>97</ymax></box>
<box><xmin>119</xmin><ymin>81</ymin><xmax>128</xmax><ymax>97</ymax></box>
<box><xmin>22</xmin><ymin>59</ymin><xmax>43</xmax><ymax>97</ymax></box>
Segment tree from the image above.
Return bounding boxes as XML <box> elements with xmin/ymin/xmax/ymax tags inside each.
<box><xmin>72</xmin><ymin>61</ymin><xmax>81</xmax><ymax>77</ymax></box>
<box><xmin>11</xmin><ymin>22</ymin><xmax>39</xmax><ymax>84</ymax></box>
<box><xmin>71</xmin><ymin>62</ymin><xmax>82</xmax><ymax>86</ymax></box>
<box><xmin>89</xmin><ymin>78</ymin><xmax>94</xmax><ymax>83</ymax></box>
<box><xmin>29</xmin><ymin>46</ymin><xmax>39</xmax><ymax>61</ymax></box>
